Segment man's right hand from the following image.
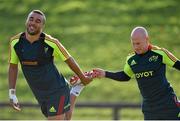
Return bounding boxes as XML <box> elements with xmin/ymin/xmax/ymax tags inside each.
<box><xmin>70</xmin><ymin>71</ymin><xmax>96</xmax><ymax>86</ymax></box>
<box><xmin>9</xmin><ymin>89</ymin><xmax>21</xmax><ymax>111</ymax></box>
<box><xmin>80</xmin><ymin>71</ymin><xmax>94</xmax><ymax>85</ymax></box>
<box><xmin>81</xmin><ymin>76</ymin><xmax>92</xmax><ymax>86</ymax></box>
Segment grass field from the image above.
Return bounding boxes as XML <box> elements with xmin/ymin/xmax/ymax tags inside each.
<box><xmin>0</xmin><ymin>0</ymin><xmax>180</xmax><ymax>119</ymax></box>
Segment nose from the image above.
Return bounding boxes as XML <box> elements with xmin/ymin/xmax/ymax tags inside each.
<box><xmin>29</xmin><ymin>20</ymin><xmax>36</xmax><ymax>25</ymax></box>
<box><xmin>133</xmin><ymin>44</ymin><xmax>139</xmax><ymax>50</ymax></box>
<box><xmin>31</xmin><ymin>21</ymin><xmax>35</xmax><ymax>26</ymax></box>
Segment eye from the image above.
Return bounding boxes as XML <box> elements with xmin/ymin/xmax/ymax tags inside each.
<box><xmin>133</xmin><ymin>42</ymin><xmax>138</xmax><ymax>45</ymax></box>
<box><xmin>29</xmin><ymin>17</ymin><xmax>34</xmax><ymax>21</ymax></box>
<box><xmin>36</xmin><ymin>19</ymin><xmax>41</xmax><ymax>23</ymax></box>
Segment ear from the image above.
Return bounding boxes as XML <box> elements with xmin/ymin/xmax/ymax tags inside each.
<box><xmin>146</xmin><ymin>36</ymin><xmax>150</xmax><ymax>43</ymax></box>
<box><xmin>42</xmin><ymin>24</ymin><xmax>45</xmax><ymax>31</ymax></box>
<box><xmin>25</xmin><ymin>18</ymin><xmax>28</xmax><ymax>26</ymax></box>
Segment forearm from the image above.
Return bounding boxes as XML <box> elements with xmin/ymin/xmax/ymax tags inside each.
<box><xmin>173</xmin><ymin>60</ymin><xmax>180</xmax><ymax>71</ymax></box>
<box><xmin>105</xmin><ymin>71</ymin><xmax>130</xmax><ymax>81</ymax></box>
<box><xmin>65</xmin><ymin>57</ymin><xmax>85</xmax><ymax>80</ymax></box>
<box><xmin>8</xmin><ymin>64</ymin><xmax>18</xmax><ymax>89</ymax></box>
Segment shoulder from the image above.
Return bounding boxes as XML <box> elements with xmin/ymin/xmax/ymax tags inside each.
<box><xmin>10</xmin><ymin>32</ymin><xmax>22</xmax><ymax>41</ymax></box>
<box><xmin>126</xmin><ymin>52</ymin><xmax>136</xmax><ymax>61</ymax></box>
<box><xmin>44</xmin><ymin>33</ymin><xmax>66</xmax><ymax>51</ymax></box>
<box><xmin>9</xmin><ymin>32</ymin><xmax>22</xmax><ymax>45</ymax></box>
<box><xmin>10</xmin><ymin>32</ymin><xmax>22</xmax><ymax>40</ymax></box>
<box><xmin>151</xmin><ymin>45</ymin><xmax>177</xmax><ymax>62</ymax></box>
<box><xmin>44</xmin><ymin>33</ymin><xmax>60</xmax><ymax>44</ymax></box>
<box><xmin>151</xmin><ymin>45</ymin><xmax>169</xmax><ymax>54</ymax></box>
<box><xmin>124</xmin><ymin>52</ymin><xmax>136</xmax><ymax>66</ymax></box>
<box><xmin>151</xmin><ymin>45</ymin><xmax>170</xmax><ymax>53</ymax></box>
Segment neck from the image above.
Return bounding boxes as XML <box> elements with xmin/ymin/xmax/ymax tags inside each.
<box><xmin>25</xmin><ymin>32</ymin><xmax>41</xmax><ymax>43</ymax></box>
<box><xmin>142</xmin><ymin>45</ymin><xmax>151</xmax><ymax>54</ymax></box>
<box><xmin>148</xmin><ymin>44</ymin><xmax>152</xmax><ymax>50</ymax></box>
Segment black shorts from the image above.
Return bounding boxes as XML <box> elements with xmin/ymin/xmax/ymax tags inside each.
<box><xmin>143</xmin><ymin>95</ymin><xmax>180</xmax><ymax>120</ymax></box>
<box><xmin>143</xmin><ymin>112</ymin><xmax>179</xmax><ymax>120</ymax></box>
<box><xmin>38</xmin><ymin>88</ymin><xmax>70</xmax><ymax>117</ymax></box>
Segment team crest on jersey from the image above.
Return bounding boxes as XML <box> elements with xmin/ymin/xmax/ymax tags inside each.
<box><xmin>44</xmin><ymin>46</ymin><xmax>48</xmax><ymax>53</ymax></box>
<box><xmin>149</xmin><ymin>55</ymin><xmax>158</xmax><ymax>62</ymax></box>
<box><xmin>130</xmin><ymin>60</ymin><xmax>137</xmax><ymax>66</ymax></box>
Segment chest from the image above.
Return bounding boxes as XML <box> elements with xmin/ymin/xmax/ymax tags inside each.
<box><xmin>129</xmin><ymin>52</ymin><xmax>163</xmax><ymax>78</ymax></box>
<box><xmin>15</xmin><ymin>39</ymin><xmax>53</xmax><ymax>61</ymax></box>
<box><xmin>22</xmin><ymin>41</ymin><xmax>40</xmax><ymax>59</ymax></box>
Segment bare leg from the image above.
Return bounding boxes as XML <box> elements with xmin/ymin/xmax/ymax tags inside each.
<box><xmin>65</xmin><ymin>84</ymin><xmax>84</xmax><ymax>120</ymax></box>
<box><xmin>48</xmin><ymin>113</ymin><xmax>65</xmax><ymax>120</ymax></box>
<box><xmin>65</xmin><ymin>94</ymin><xmax>77</xmax><ymax>120</ymax></box>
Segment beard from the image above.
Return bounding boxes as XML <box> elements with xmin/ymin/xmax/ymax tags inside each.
<box><xmin>26</xmin><ymin>26</ymin><xmax>41</xmax><ymax>35</ymax></box>
<box><xmin>27</xmin><ymin>28</ymin><xmax>40</xmax><ymax>35</ymax></box>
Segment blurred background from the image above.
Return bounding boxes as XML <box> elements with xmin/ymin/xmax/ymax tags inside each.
<box><xmin>0</xmin><ymin>0</ymin><xmax>180</xmax><ymax>120</ymax></box>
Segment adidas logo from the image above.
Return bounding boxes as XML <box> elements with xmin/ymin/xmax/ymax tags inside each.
<box><xmin>49</xmin><ymin>106</ymin><xmax>56</xmax><ymax>112</ymax></box>
<box><xmin>131</xmin><ymin>60</ymin><xmax>137</xmax><ymax>66</ymax></box>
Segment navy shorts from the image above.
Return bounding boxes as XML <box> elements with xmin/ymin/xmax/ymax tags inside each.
<box><xmin>38</xmin><ymin>88</ymin><xmax>70</xmax><ymax>117</ymax></box>
<box><xmin>143</xmin><ymin>96</ymin><xmax>180</xmax><ymax>120</ymax></box>
<box><xmin>143</xmin><ymin>112</ymin><xmax>179</xmax><ymax>120</ymax></box>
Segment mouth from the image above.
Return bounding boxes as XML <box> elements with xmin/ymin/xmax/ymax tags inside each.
<box><xmin>135</xmin><ymin>49</ymin><xmax>142</xmax><ymax>54</ymax></box>
<box><xmin>29</xmin><ymin>25</ymin><xmax>36</xmax><ymax>31</ymax></box>
<box><xmin>27</xmin><ymin>24</ymin><xmax>39</xmax><ymax>35</ymax></box>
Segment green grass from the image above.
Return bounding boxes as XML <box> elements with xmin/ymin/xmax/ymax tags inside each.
<box><xmin>0</xmin><ymin>107</ymin><xmax>45</xmax><ymax>120</ymax></box>
<box><xmin>0</xmin><ymin>0</ymin><xmax>180</xmax><ymax>120</ymax></box>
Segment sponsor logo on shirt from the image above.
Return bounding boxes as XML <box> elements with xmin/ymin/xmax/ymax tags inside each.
<box><xmin>135</xmin><ymin>71</ymin><xmax>154</xmax><ymax>78</ymax></box>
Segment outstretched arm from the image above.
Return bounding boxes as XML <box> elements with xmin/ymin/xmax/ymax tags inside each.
<box><xmin>65</xmin><ymin>57</ymin><xmax>92</xmax><ymax>85</ymax></box>
<box><xmin>45</xmin><ymin>38</ymin><xmax>93</xmax><ymax>85</ymax></box>
<box><xmin>105</xmin><ymin>71</ymin><xmax>131</xmax><ymax>81</ymax></box>
<box><xmin>93</xmin><ymin>68</ymin><xmax>131</xmax><ymax>81</ymax></box>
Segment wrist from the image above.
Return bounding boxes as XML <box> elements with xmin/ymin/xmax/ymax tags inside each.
<box><xmin>79</xmin><ymin>75</ymin><xmax>86</xmax><ymax>83</ymax></box>
<box><xmin>105</xmin><ymin>71</ymin><xmax>109</xmax><ymax>77</ymax></box>
<box><xmin>79</xmin><ymin>74</ymin><xmax>86</xmax><ymax>80</ymax></box>
<box><xmin>9</xmin><ymin>89</ymin><xmax>16</xmax><ymax>96</ymax></box>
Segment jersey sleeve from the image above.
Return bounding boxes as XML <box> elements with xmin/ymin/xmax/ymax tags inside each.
<box><xmin>173</xmin><ymin>60</ymin><xmax>180</xmax><ymax>70</ymax></box>
<box><xmin>9</xmin><ymin>39</ymin><xmax>19</xmax><ymax>64</ymax></box>
<box><xmin>123</xmin><ymin>56</ymin><xmax>134</xmax><ymax>78</ymax></box>
<box><xmin>45</xmin><ymin>39</ymin><xmax>71</xmax><ymax>61</ymax></box>
<box><xmin>105</xmin><ymin>71</ymin><xmax>131</xmax><ymax>81</ymax></box>
<box><xmin>155</xmin><ymin>48</ymin><xmax>178</xmax><ymax>67</ymax></box>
